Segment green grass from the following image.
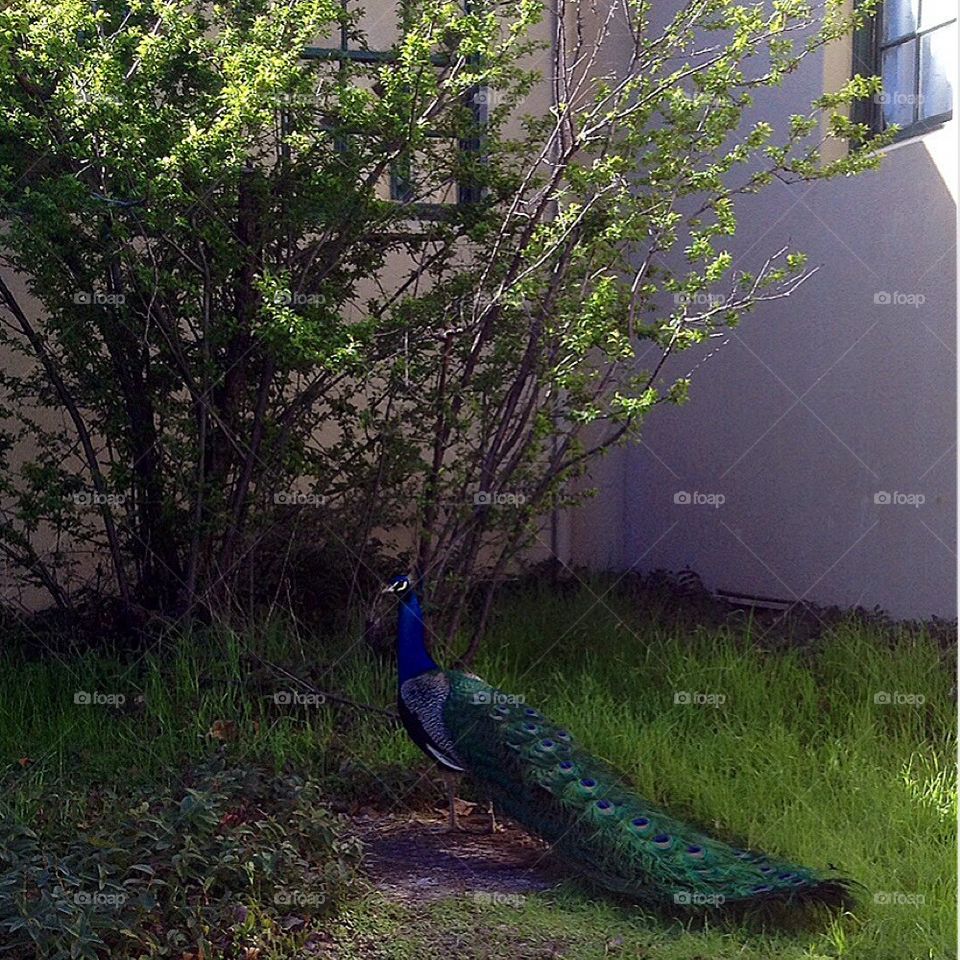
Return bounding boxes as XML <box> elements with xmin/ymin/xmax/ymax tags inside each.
<box><xmin>323</xmin><ymin>890</ymin><xmax>859</xmax><ymax>960</ymax></box>
<box><xmin>1</xmin><ymin>581</ymin><xmax>955</xmax><ymax>959</ymax></box>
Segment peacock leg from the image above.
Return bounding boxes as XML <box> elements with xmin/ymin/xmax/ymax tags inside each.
<box><xmin>434</xmin><ymin>769</ymin><xmax>463</xmax><ymax>833</ymax></box>
<box><xmin>484</xmin><ymin>799</ymin><xmax>501</xmax><ymax>834</ymax></box>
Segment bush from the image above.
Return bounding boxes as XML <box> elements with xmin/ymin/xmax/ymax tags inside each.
<box><xmin>0</xmin><ymin>756</ymin><xmax>363</xmax><ymax>958</ymax></box>
<box><xmin>0</xmin><ymin>0</ymin><xmax>886</xmax><ymax>642</ymax></box>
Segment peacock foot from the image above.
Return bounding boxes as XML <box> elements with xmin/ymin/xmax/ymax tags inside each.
<box><xmin>431</xmin><ymin>819</ymin><xmax>467</xmax><ymax>834</ymax></box>
<box><xmin>482</xmin><ymin>802</ymin><xmax>503</xmax><ymax>834</ymax></box>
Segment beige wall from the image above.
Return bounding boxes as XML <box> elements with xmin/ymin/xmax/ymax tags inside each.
<box><xmin>0</xmin><ymin>3</ymin><xmax>559</xmax><ymax>609</ymax></box>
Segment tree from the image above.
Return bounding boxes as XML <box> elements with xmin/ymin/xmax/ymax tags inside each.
<box><xmin>0</xmin><ymin>0</ymin><xmax>887</xmax><ymax>643</ymax></box>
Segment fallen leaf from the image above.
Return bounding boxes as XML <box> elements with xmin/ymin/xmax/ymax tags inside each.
<box><xmin>207</xmin><ymin>719</ymin><xmax>237</xmax><ymax>741</ymax></box>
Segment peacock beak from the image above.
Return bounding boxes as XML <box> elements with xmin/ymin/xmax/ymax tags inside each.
<box><xmin>381</xmin><ymin>583</ymin><xmax>398</xmax><ymax>594</ymax></box>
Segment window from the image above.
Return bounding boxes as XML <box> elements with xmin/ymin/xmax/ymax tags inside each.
<box><xmin>854</xmin><ymin>0</ymin><xmax>956</xmax><ymax>137</ymax></box>
<box><xmin>301</xmin><ymin>1</ymin><xmax>484</xmax><ymax>212</ymax></box>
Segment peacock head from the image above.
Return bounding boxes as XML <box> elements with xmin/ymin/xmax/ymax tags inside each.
<box><xmin>381</xmin><ymin>574</ymin><xmax>413</xmax><ymax>599</ymax></box>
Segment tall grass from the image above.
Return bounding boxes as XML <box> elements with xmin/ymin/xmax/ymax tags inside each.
<box><xmin>0</xmin><ymin>581</ymin><xmax>955</xmax><ymax>958</ymax></box>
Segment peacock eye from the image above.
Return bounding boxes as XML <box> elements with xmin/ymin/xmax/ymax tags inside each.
<box><xmin>652</xmin><ymin>833</ymin><xmax>672</xmax><ymax>848</ymax></box>
<box><xmin>595</xmin><ymin>799</ymin><xmax>612</xmax><ymax>810</ymax></box>
<box><xmin>558</xmin><ymin>760</ymin><xmax>574</xmax><ymax>770</ymax></box>
<box><xmin>539</xmin><ymin>738</ymin><xmax>555</xmax><ymax>749</ymax></box>
<box><xmin>752</xmin><ymin>884</ymin><xmax>773</xmax><ymax>894</ymax></box>
<box><xmin>686</xmin><ymin>845</ymin><xmax>705</xmax><ymax>860</ymax></box>
<box><xmin>631</xmin><ymin>817</ymin><xmax>650</xmax><ymax>829</ymax></box>
<box><xmin>579</xmin><ymin>778</ymin><xmax>597</xmax><ymax>789</ymax></box>
<box><xmin>523</xmin><ymin>722</ymin><xmax>538</xmax><ymax>733</ymax></box>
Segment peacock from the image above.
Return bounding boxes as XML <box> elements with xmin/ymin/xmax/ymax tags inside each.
<box><xmin>383</xmin><ymin>574</ymin><xmax>854</xmax><ymax>910</ymax></box>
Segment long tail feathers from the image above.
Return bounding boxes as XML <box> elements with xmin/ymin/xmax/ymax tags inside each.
<box><xmin>442</xmin><ymin>671</ymin><xmax>855</xmax><ymax>911</ymax></box>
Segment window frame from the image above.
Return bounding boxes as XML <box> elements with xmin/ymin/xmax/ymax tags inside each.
<box><xmin>300</xmin><ymin>2</ymin><xmax>485</xmax><ymax>216</ymax></box>
<box><xmin>853</xmin><ymin>0</ymin><xmax>955</xmax><ymax>141</ymax></box>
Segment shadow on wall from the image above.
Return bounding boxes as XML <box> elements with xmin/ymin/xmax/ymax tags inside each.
<box><xmin>572</xmin><ymin>133</ymin><xmax>957</xmax><ymax>620</ymax></box>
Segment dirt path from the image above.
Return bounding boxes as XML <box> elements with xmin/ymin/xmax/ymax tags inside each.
<box><xmin>351</xmin><ymin>809</ymin><xmax>558</xmax><ymax>903</ymax></box>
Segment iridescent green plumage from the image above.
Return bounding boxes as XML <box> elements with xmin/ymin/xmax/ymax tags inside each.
<box><xmin>385</xmin><ymin>575</ymin><xmax>851</xmax><ymax>910</ymax></box>
<box><xmin>440</xmin><ymin>670</ymin><xmax>851</xmax><ymax>909</ymax></box>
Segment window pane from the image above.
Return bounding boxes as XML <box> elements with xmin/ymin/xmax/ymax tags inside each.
<box><xmin>884</xmin><ymin>0</ymin><xmax>919</xmax><ymax>41</ymax></box>
<box><xmin>920</xmin><ymin>0</ymin><xmax>957</xmax><ymax>29</ymax></box>
<box><xmin>882</xmin><ymin>39</ymin><xmax>918</xmax><ymax>126</ymax></box>
<box><xmin>920</xmin><ymin>22</ymin><xmax>957</xmax><ymax>118</ymax></box>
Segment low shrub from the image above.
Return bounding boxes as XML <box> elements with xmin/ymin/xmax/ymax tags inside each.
<box><xmin>0</xmin><ymin>755</ymin><xmax>363</xmax><ymax>958</ymax></box>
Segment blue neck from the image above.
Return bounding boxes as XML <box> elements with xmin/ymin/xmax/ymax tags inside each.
<box><xmin>396</xmin><ymin>591</ymin><xmax>439</xmax><ymax>684</ymax></box>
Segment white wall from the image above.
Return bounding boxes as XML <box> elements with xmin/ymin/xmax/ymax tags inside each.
<box><xmin>569</xmin><ymin>20</ymin><xmax>957</xmax><ymax>619</ymax></box>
